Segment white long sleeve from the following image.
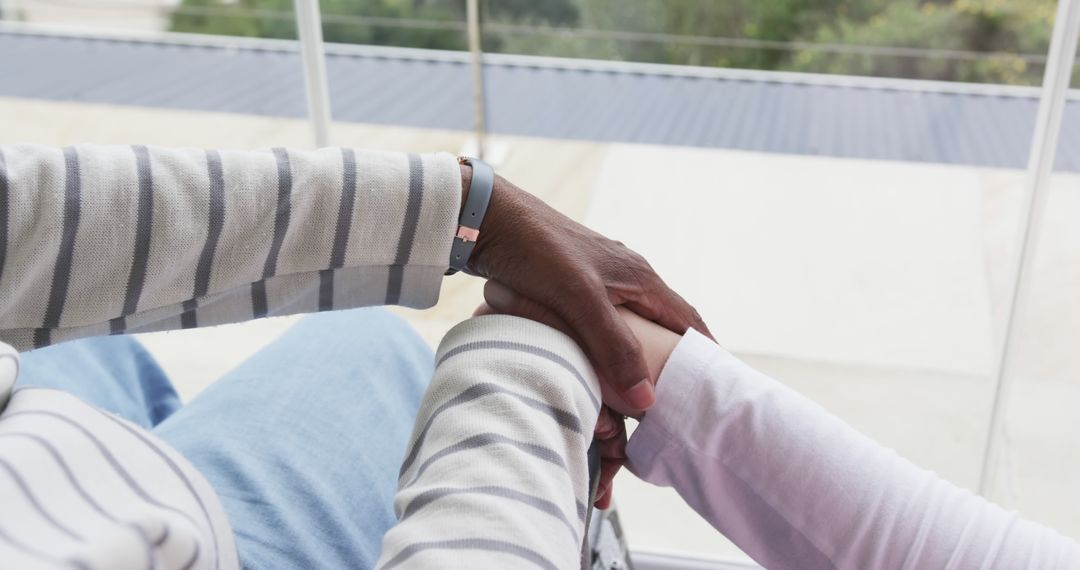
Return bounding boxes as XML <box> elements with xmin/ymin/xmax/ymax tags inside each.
<box><xmin>626</xmin><ymin>330</ymin><xmax>1080</xmax><ymax>569</ymax></box>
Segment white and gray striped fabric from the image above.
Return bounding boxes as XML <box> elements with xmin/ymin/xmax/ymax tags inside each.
<box><xmin>0</xmin><ymin>145</ymin><xmax>461</xmax><ymax>350</ymax></box>
<box><xmin>0</xmin><ymin>144</ymin><xmax>463</xmax><ymax>569</ymax></box>
<box><xmin>0</xmin><ymin>386</ymin><xmax>237</xmax><ymax>570</ymax></box>
<box><xmin>377</xmin><ymin>315</ymin><xmax>602</xmax><ymax>570</ymax></box>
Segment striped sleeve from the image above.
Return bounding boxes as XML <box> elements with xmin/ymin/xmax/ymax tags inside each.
<box><xmin>0</xmin><ymin>145</ymin><xmax>461</xmax><ymax>351</ymax></box>
<box><xmin>377</xmin><ymin>315</ymin><xmax>602</xmax><ymax>570</ymax></box>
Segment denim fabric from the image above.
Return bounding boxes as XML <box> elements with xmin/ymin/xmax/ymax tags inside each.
<box><xmin>16</xmin><ymin>308</ymin><xmax>432</xmax><ymax>569</ymax></box>
<box><xmin>17</xmin><ymin>334</ymin><xmax>182</xmax><ymax>428</ymax></box>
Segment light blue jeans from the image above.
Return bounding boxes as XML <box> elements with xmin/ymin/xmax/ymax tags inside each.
<box><xmin>15</xmin><ymin>308</ymin><xmax>432</xmax><ymax>569</ymax></box>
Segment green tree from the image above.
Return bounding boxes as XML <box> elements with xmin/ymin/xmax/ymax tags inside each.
<box><xmin>551</xmin><ymin>0</ymin><xmax>1052</xmax><ymax>84</ymax></box>
<box><xmin>170</xmin><ymin>0</ymin><xmax>1063</xmax><ymax>86</ymax></box>
<box><xmin>170</xmin><ymin>0</ymin><xmax>579</xmax><ymax>51</ymax></box>
<box><xmin>784</xmin><ymin>0</ymin><xmax>1054</xmax><ymax>84</ymax></box>
<box><xmin>491</xmin><ymin>0</ymin><xmax>899</xmax><ymax>69</ymax></box>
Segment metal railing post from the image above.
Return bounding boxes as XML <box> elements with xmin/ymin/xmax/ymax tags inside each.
<box><xmin>978</xmin><ymin>0</ymin><xmax>1080</xmax><ymax>498</ymax></box>
<box><xmin>466</xmin><ymin>0</ymin><xmax>487</xmax><ymax>158</ymax></box>
<box><xmin>294</xmin><ymin>0</ymin><xmax>332</xmax><ymax>148</ymax></box>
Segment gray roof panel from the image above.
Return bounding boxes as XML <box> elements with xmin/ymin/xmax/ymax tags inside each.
<box><xmin>1</xmin><ymin>30</ymin><xmax>1077</xmax><ymax>171</ymax></box>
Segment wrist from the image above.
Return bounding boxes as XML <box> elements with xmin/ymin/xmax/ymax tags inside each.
<box><xmin>616</xmin><ymin>307</ymin><xmax>681</xmax><ymax>389</ymax></box>
<box><xmin>645</xmin><ymin>329</ymin><xmax>681</xmax><ymax>389</ymax></box>
<box><xmin>462</xmin><ymin>172</ymin><xmax>511</xmax><ymax>276</ymax></box>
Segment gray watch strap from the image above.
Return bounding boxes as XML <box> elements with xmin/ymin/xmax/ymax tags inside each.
<box><xmin>446</xmin><ymin>157</ymin><xmax>495</xmax><ymax>275</ymax></box>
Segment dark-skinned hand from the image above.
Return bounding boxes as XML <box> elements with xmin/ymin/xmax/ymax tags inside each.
<box><xmin>462</xmin><ymin>165</ymin><xmax>711</xmax><ymax>507</ymax></box>
<box><xmin>463</xmin><ymin>164</ymin><xmax>711</xmax><ymax>413</ymax></box>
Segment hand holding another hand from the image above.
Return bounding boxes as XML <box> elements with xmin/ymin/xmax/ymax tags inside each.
<box><xmin>477</xmin><ymin>280</ymin><xmax>686</xmax><ymax>508</ymax></box>
<box><xmin>467</xmin><ymin>171</ymin><xmax>708</xmax><ymax>414</ymax></box>
<box><xmin>463</xmin><ymin>169</ymin><xmax>706</xmax><ymax>508</ymax></box>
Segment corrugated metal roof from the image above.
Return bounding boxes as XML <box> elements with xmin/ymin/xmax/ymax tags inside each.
<box><xmin>2</xmin><ymin>27</ymin><xmax>1078</xmax><ymax>171</ymax></box>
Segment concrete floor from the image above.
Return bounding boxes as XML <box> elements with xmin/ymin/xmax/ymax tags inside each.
<box><xmin>4</xmin><ymin>97</ymin><xmax>1079</xmax><ymax>564</ymax></box>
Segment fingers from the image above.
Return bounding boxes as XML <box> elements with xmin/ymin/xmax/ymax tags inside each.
<box><xmin>595</xmin><ymin>406</ymin><xmax>621</xmax><ymax>439</ymax></box>
<box><xmin>573</xmin><ymin>301</ymin><xmax>655</xmax><ymax>412</ymax></box>
<box><xmin>595</xmin><ymin>475</ymin><xmax>615</xmax><ymax>509</ymax></box>
<box><xmin>596</xmin><ymin>401</ymin><xmax>630</xmax><ymax>507</ymax></box>
<box><xmin>483</xmin><ymin>281</ymin><xmax>577</xmax><ymax>340</ymax></box>
<box><xmin>529</xmin><ymin>275</ymin><xmax>655</xmax><ymax>412</ymax></box>
<box><xmin>677</xmin><ymin>295</ymin><xmax>714</xmax><ymax>340</ymax></box>
<box><xmin>594</xmin><ymin>460</ymin><xmax>623</xmax><ymax>509</ymax></box>
<box><xmin>627</xmin><ymin>286</ymin><xmax>715</xmax><ymax>341</ymax></box>
<box><xmin>612</xmin><ymin>248</ymin><xmax>713</xmax><ymax>341</ymax></box>
<box><xmin>593</xmin><ymin>402</ymin><xmax>627</xmax><ymax>509</ymax></box>
<box><xmin>594</xmin><ymin>447</ymin><xmax>626</xmax><ymax>509</ymax></box>
<box><xmin>487</xmin><ymin>278</ymin><xmax>688</xmax><ymax>413</ymax></box>
<box><xmin>598</xmin><ymin>427</ymin><xmax>627</xmax><ymax>461</ymax></box>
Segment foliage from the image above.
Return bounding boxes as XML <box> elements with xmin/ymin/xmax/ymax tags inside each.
<box><xmin>169</xmin><ymin>0</ymin><xmax>1064</xmax><ymax>85</ymax></box>
<box><xmin>785</xmin><ymin>0</ymin><xmax>1055</xmax><ymax>84</ymax></box>
<box><xmin>170</xmin><ymin>0</ymin><xmax>578</xmax><ymax>51</ymax></box>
